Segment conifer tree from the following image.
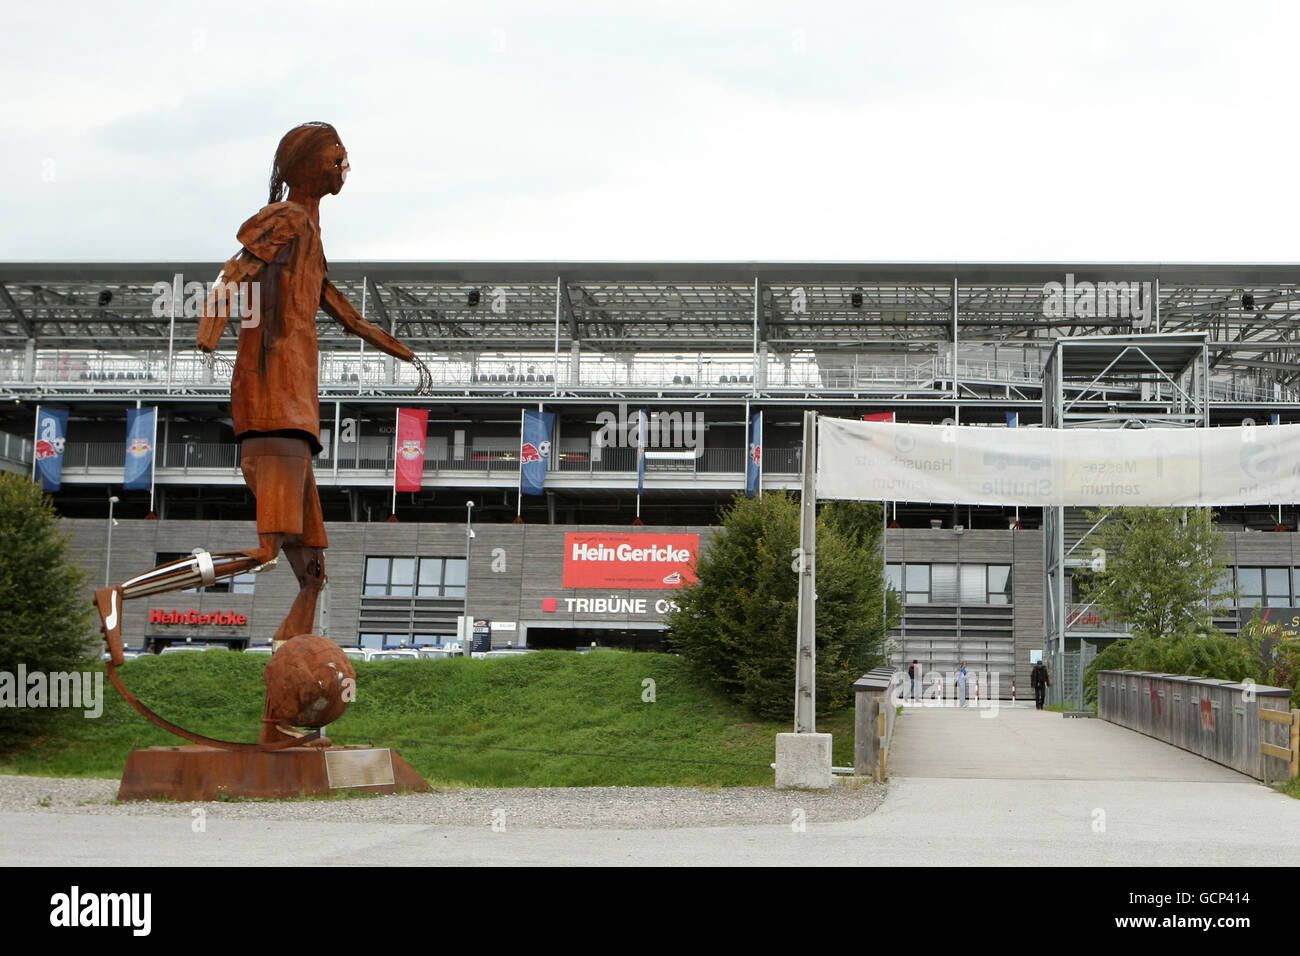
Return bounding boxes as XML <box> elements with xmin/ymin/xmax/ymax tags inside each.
<box><xmin>667</xmin><ymin>493</ymin><xmax>899</xmax><ymax>719</ymax></box>
<box><xmin>0</xmin><ymin>473</ymin><xmax>95</xmax><ymax>747</ymax></box>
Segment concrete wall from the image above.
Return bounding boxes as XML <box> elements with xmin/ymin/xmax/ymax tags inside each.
<box><xmin>63</xmin><ymin>518</ymin><xmax>712</xmax><ymax>649</ymax></box>
<box><xmin>63</xmin><ymin>518</ymin><xmax>1300</xmax><ymax>672</ymax></box>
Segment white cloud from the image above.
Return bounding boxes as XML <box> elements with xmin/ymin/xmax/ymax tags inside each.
<box><xmin>3</xmin><ymin>0</ymin><xmax>1298</xmax><ymax>261</ymax></box>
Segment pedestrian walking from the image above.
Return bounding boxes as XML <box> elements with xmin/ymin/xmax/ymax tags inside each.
<box><xmin>908</xmin><ymin>659</ymin><xmax>918</xmax><ymax>700</ymax></box>
<box><xmin>1031</xmin><ymin>660</ymin><xmax>1050</xmax><ymax>710</ymax></box>
<box><xmin>957</xmin><ymin>661</ymin><xmax>968</xmax><ymax>707</ymax></box>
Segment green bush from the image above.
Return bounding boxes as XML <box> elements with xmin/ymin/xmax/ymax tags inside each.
<box><xmin>667</xmin><ymin>493</ymin><xmax>898</xmax><ymax>720</ymax></box>
<box><xmin>1084</xmin><ymin>633</ymin><xmax>1260</xmax><ymax>707</ymax></box>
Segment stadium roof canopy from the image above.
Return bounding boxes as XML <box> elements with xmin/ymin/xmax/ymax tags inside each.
<box><xmin>1</xmin><ymin>262</ymin><xmax>1297</xmax><ymax>384</ymax></box>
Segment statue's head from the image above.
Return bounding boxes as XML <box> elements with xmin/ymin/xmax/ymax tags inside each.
<box><xmin>268</xmin><ymin>122</ymin><xmax>349</xmax><ymax>205</ymax></box>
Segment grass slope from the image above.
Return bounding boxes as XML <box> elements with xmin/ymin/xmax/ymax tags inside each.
<box><xmin>0</xmin><ymin>650</ymin><xmax>857</xmax><ymax>787</ymax></box>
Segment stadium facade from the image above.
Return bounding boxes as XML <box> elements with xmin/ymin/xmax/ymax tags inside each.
<box><xmin>3</xmin><ymin>261</ymin><xmax>1300</xmax><ymax>695</ymax></box>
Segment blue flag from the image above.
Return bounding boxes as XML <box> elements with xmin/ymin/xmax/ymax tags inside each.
<box><xmin>124</xmin><ymin>407</ymin><xmax>156</xmax><ymax>490</ymax></box>
<box><xmin>1005</xmin><ymin>412</ymin><xmax>1019</xmax><ymax>428</ymax></box>
<box><xmin>746</xmin><ymin>411</ymin><xmax>762</xmax><ymax>498</ymax></box>
<box><xmin>520</xmin><ymin>410</ymin><xmax>555</xmax><ymax>495</ymax></box>
<box><xmin>34</xmin><ymin>407</ymin><xmax>69</xmax><ymax>492</ymax></box>
<box><xmin>636</xmin><ymin>409</ymin><xmax>647</xmax><ymax>497</ymax></box>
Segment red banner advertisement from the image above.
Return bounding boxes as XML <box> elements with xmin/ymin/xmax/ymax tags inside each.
<box><xmin>394</xmin><ymin>408</ymin><xmax>429</xmax><ymax>492</ymax></box>
<box><xmin>561</xmin><ymin>532</ymin><xmax>699</xmax><ymax>589</ymax></box>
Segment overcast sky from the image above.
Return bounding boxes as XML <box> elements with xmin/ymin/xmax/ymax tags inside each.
<box><xmin>4</xmin><ymin>1</ymin><xmax>1297</xmax><ymax>263</ymax></box>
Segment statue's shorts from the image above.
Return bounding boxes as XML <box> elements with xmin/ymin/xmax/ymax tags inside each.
<box><xmin>239</xmin><ymin>435</ymin><xmax>328</xmax><ymax>548</ymax></box>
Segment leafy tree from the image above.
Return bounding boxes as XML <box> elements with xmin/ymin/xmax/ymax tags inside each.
<box><xmin>1077</xmin><ymin>506</ymin><xmax>1231</xmax><ymax>642</ymax></box>
<box><xmin>0</xmin><ymin>473</ymin><xmax>96</xmax><ymax>748</ymax></box>
<box><xmin>667</xmin><ymin>493</ymin><xmax>899</xmax><ymax>720</ymax></box>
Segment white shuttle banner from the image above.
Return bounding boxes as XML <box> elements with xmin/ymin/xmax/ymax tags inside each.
<box><xmin>816</xmin><ymin>416</ymin><xmax>1300</xmax><ymax>507</ymax></box>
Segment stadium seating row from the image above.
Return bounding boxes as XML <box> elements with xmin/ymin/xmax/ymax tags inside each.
<box><xmin>79</xmin><ymin>371</ymin><xmax>156</xmax><ymax>381</ymax></box>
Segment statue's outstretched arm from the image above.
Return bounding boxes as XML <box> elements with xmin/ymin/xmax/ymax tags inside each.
<box><xmin>321</xmin><ymin>279</ymin><xmax>432</xmax><ymax>393</ymax></box>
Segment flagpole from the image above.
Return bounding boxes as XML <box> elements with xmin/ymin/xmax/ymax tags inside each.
<box><xmin>757</xmin><ymin>409</ymin><xmax>763</xmax><ymax>499</ymax></box>
<box><xmin>391</xmin><ymin>407</ymin><xmax>398</xmax><ymax>515</ymax></box>
<box><xmin>634</xmin><ymin>407</ymin><xmax>645</xmax><ymax>525</ymax></box>
<box><xmin>516</xmin><ymin>408</ymin><xmax>525</xmax><ymax>519</ymax></box>
<box><xmin>148</xmin><ymin>403</ymin><xmax>157</xmax><ymax>515</ymax></box>
<box><xmin>31</xmin><ymin>403</ymin><xmax>40</xmax><ymax>482</ymax></box>
<box><xmin>882</xmin><ymin>496</ymin><xmax>888</xmax><ymax>640</ymax></box>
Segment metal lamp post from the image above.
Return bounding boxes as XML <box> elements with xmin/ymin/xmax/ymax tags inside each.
<box><xmin>105</xmin><ymin>495</ymin><xmax>119</xmax><ymax>587</ymax></box>
<box><xmin>464</xmin><ymin>499</ymin><xmax>475</xmax><ymax>656</ymax></box>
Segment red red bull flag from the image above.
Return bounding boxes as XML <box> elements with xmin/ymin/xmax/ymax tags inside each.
<box><xmin>394</xmin><ymin>408</ymin><xmax>429</xmax><ymax>492</ymax></box>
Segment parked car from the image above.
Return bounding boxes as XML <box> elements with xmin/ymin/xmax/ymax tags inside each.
<box><xmin>159</xmin><ymin>643</ymin><xmax>215</xmax><ymax>655</ymax></box>
<box><xmin>340</xmin><ymin>647</ymin><xmax>367</xmax><ymax>662</ymax></box>
<box><xmin>365</xmin><ymin>648</ymin><xmax>420</xmax><ymax>662</ymax></box>
<box><xmin>243</xmin><ymin>644</ymin><xmax>273</xmax><ymax>655</ymax></box>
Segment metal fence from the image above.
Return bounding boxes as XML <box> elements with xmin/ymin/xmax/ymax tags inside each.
<box><xmin>59</xmin><ymin>442</ymin><xmax>798</xmax><ymax>478</ymax></box>
<box><xmin>1043</xmin><ymin>643</ymin><xmax>1096</xmax><ymax>710</ymax></box>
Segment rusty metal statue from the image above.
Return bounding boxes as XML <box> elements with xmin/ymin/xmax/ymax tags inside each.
<box><xmin>94</xmin><ymin>122</ymin><xmax>431</xmax><ymax>748</ymax></box>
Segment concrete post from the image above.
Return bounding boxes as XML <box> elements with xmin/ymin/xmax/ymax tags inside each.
<box><xmin>854</xmin><ymin>692</ymin><xmax>878</xmax><ymax>777</ymax></box>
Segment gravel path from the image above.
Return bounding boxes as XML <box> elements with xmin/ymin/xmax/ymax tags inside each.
<box><xmin>0</xmin><ymin>774</ymin><xmax>886</xmax><ymax>830</ymax></box>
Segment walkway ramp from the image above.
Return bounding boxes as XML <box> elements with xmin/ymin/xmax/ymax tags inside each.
<box><xmin>889</xmin><ymin>704</ymin><xmax>1250</xmax><ymax>783</ymax></box>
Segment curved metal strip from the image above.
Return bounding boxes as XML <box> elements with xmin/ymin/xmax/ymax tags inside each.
<box><xmin>106</xmin><ymin>661</ymin><xmax>320</xmax><ymax>753</ymax></box>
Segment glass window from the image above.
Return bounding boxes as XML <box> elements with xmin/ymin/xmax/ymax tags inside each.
<box><xmin>418</xmin><ymin>558</ymin><xmax>442</xmax><ymax>596</ymax></box>
<box><xmin>1212</xmin><ymin>571</ymin><xmax>1232</xmax><ymax>598</ymax></box>
<box><xmin>1266</xmin><ymin>567</ymin><xmax>1291</xmax><ymax>607</ymax></box>
<box><xmin>358</xmin><ymin>632</ymin><xmax>384</xmax><ymax>649</ymax></box>
<box><xmin>1238</xmin><ymin>568</ymin><xmax>1263</xmax><ymax>608</ymax></box>
<box><xmin>443</xmin><ymin>558</ymin><xmax>467</xmax><ymax>597</ymax></box>
<box><xmin>389</xmin><ymin>558</ymin><xmax>415</xmax><ymax>597</ymax></box>
<box><xmin>931</xmin><ymin>564</ymin><xmax>958</xmax><ymax>602</ymax></box>
<box><xmin>904</xmin><ymin>564</ymin><xmax>929</xmax><ymax>604</ymax></box>
<box><xmin>884</xmin><ymin>564</ymin><xmax>903</xmax><ymax>593</ymax></box>
<box><xmin>364</xmin><ymin>557</ymin><xmax>390</xmax><ymax>596</ymax></box>
<box><xmin>959</xmin><ymin>565</ymin><xmax>986</xmax><ymax>603</ymax></box>
<box><xmin>988</xmin><ymin>565</ymin><xmax>1012</xmax><ymax>605</ymax></box>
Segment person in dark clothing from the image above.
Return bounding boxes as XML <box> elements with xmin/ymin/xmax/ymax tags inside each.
<box><xmin>908</xmin><ymin>660</ymin><xmax>918</xmax><ymax>700</ymax></box>
<box><xmin>1031</xmin><ymin>661</ymin><xmax>1050</xmax><ymax>709</ymax></box>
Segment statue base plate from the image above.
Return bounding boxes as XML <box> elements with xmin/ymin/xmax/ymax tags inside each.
<box><xmin>117</xmin><ymin>744</ymin><xmax>432</xmax><ymax>801</ymax></box>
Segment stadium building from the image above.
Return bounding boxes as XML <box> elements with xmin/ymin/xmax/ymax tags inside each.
<box><xmin>3</xmin><ymin>261</ymin><xmax>1299</xmax><ymax>695</ymax></box>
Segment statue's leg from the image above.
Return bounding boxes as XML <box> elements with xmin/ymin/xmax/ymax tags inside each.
<box><xmin>268</xmin><ymin>441</ymin><xmax>328</xmax><ymax>649</ymax></box>
<box><xmin>93</xmin><ymin>538</ymin><xmax>282</xmax><ymax>664</ymax></box>
<box><xmin>272</xmin><ymin>543</ymin><xmax>326</xmax><ymax>647</ymax></box>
